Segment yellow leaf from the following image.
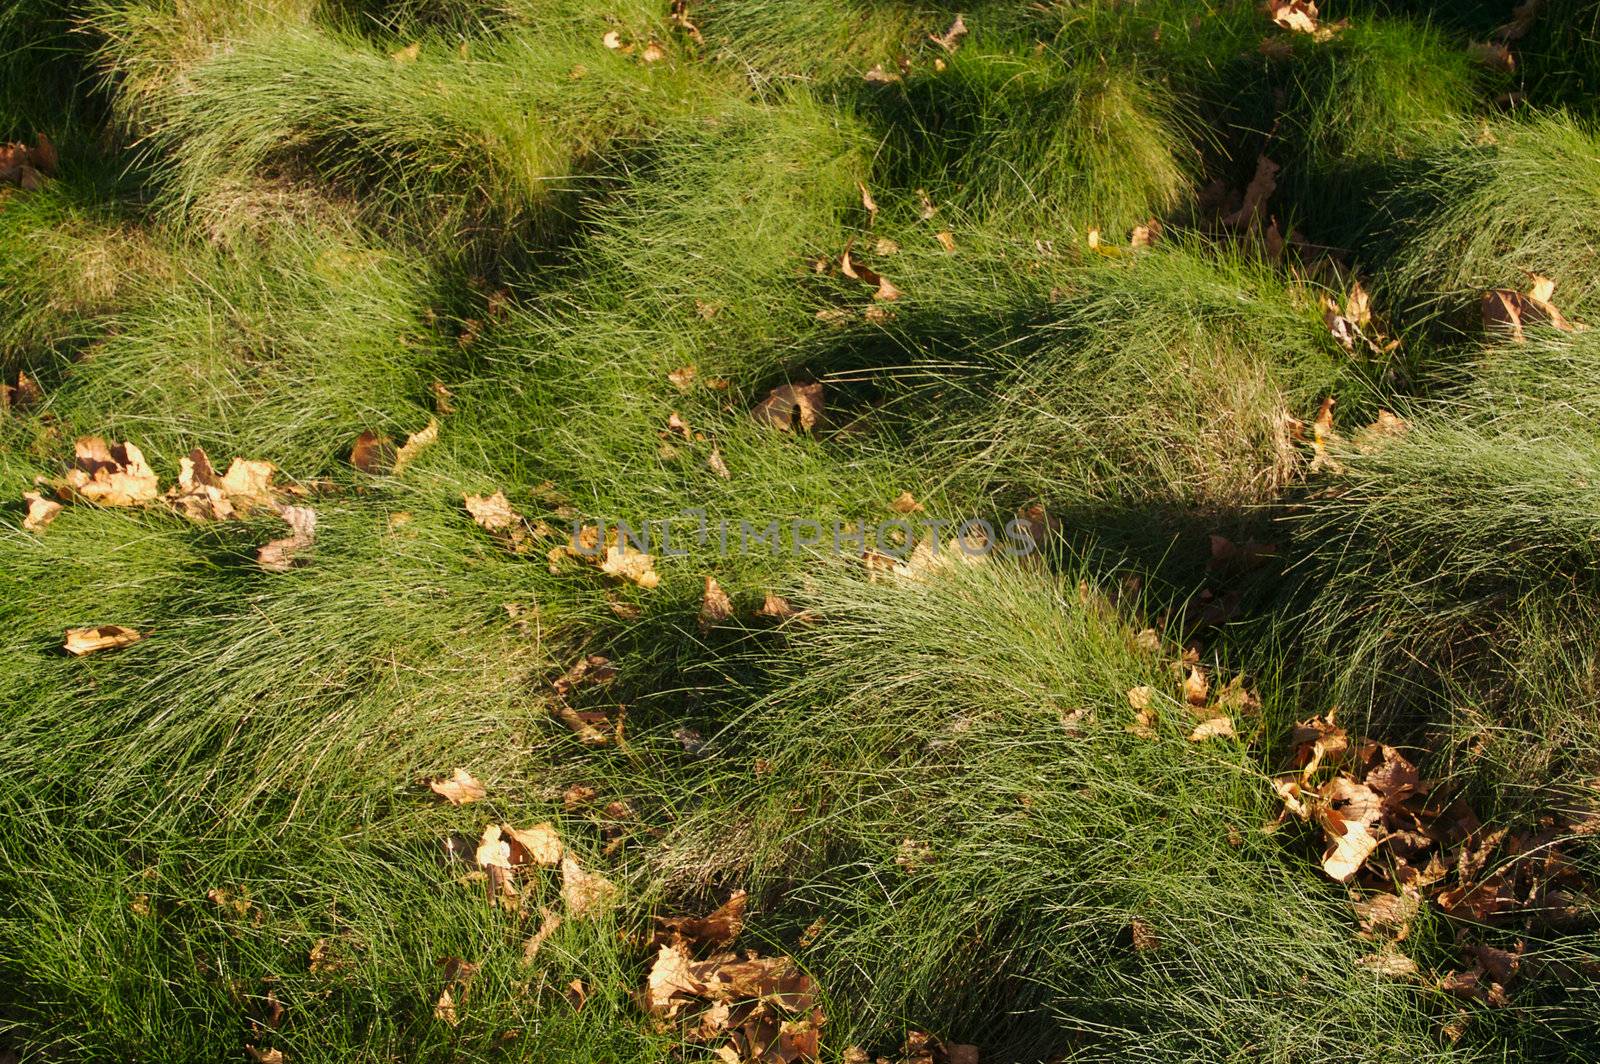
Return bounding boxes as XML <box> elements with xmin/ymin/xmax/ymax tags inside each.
<box><xmin>63</xmin><ymin>624</ymin><xmax>143</xmax><ymax>656</ymax></box>
<box><xmin>428</xmin><ymin>767</ymin><xmax>486</xmax><ymax>805</ymax></box>
<box><xmin>391</xmin><ymin>417</ymin><xmax>439</xmax><ymax>474</ymax></box>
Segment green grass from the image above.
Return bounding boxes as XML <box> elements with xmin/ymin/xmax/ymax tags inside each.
<box><xmin>3</xmin><ymin>2</ymin><xmax>1600</xmax><ymax>1062</ymax></box>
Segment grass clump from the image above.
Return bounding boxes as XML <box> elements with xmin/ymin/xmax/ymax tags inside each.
<box><xmin>671</xmin><ymin>559</ymin><xmax>1459</xmax><ymax>1061</ymax></box>
<box><xmin>3</xmin><ymin>1</ymin><xmax>1600</xmax><ymax>1061</ymax></box>
<box><xmin>1379</xmin><ymin>111</ymin><xmax>1600</xmax><ymax>324</ymax></box>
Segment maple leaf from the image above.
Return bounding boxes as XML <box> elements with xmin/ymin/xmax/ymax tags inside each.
<box><xmin>1222</xmin><ymin>155</ymin><xmax>1280</xmax><ymax>229</ymax></box>
<box><xmin>751</xmin><ymin>383</ymin><xmax>825</xmax><ymax>433</ymax></box>
<box><xmin>653</xmin><ymin>890</ymin><xmax>748</xmax><ymax>952</ymax></box>
<box><xmin>504</xmin><ymin>822</ymin><xmax>563</xmax><ymax>867</ymax></box>
<box><xmin>167</xmin><ymin>449</ymin><xmax>277</xmax><ymax>521</ymax></box>
<box><xmin>257</xmin><ymin>506</ymin><xmax>317</xmax><ymax>572</ymax></box>
<box><xmin>561</xmin><ymin>854</ymin><xmax>618</xmax><ymax>916</ymax></box>
<box><xmin>391</xmin><ymin>418</ymin><xmax>439</xmax><ymax>474</ymax></box>
<box><xmin>63</xmin><ymin>624</ymin><xmax>144</xmax><ymax>656</ymax></box>
<box><xmin>700</xmin><ymin>575</ymin><xmax>735</xmax><ymax>632</ymax></box>
<box><xmin>60</xmin><ymin>437</ymin><xmax>159</xmax><ymax>507</ymax></box>
<box><xmin>22</xmin><ymin>491</ymin><xmax>62</xmax><ymax>532</ymax></box>
<box><xmin>929</xmin><ymin>13</ymin><xmax>968</xmax><ymax>52</ymax></box>
<box><xmin>428</xmin><ymin>767</ymin><xmax>486</xmax><ymax>805</ymax></box>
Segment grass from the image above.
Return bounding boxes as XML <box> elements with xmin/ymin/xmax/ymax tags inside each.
<box><xmin>2</xmin><ymin>2</ymin><xmax>1599</xmax><ymax>1062</ymax></box>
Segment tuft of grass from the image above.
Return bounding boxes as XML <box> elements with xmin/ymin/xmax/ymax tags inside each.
<box><xmin>1379</xmin><ymin>111</ymin><xmax>1600</xmax><ymax>324</ymax></box>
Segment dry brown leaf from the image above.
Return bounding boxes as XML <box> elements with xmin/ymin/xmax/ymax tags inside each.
<box><xmin>646</xmin><ymin>944</ymin><xmax>705</xmax><ymax>1017</ymax></box>
<box><xmin>554</xmin><ymin>654</ymin><xmax>618</xmax><ymax>697</ymax></box>
<box><xmin>840</xmin><ymin>243</ymin><xmax>902</xmax><ymax>301</ymax></box>
<box><xmin>600</xmin><ymin>534</ymin><xmax>660</xmax><ymax>589</ymax></box>
<box><xmin>1131</xmin><ymin>219</ymin><xmax>1162</xmax><ymax>248</ymax></box>
<box><xmin>22</xmin><ymin>491</ymin><xmax>61</xmax><ymax>532</ymax></box>
<box><xmin>392</xmin><ymin>418</ymin><xmax>439</xmax><ymax>474</ymax></box>
<box><xmin>1318</xmin><ymin>775</ymin><xmax>1384</xmax><ymax>882</ymax></box>
<box><xmin>1182</xmin><ymin>664</ymin><xmax>1210</xmax><ymax>707</ymax></box>
<box><xmin>246</xmin><ymin>1048</ymin><xmax>286</xmax><ymax>1064</ymax></box>
<box><xmin>1469</xmin><ymin>41</ymin><xmax>1515</xmax><ymax>72</ymax></box>
<box><xmin>63</xmin><ymin>624</ymin><xmax>143</xmax><ymax>656</ymax></box>
<box><xmin>257</xmin><ymin>505</ymin><xmax>317</xmax><ymax>572</ymax></box>
<box><xmin>641</xmin><ymin>41</ymin><xmax>667</xmax><ymax>62</ymax></box>
<box><xmin>751</xmin><ymin>382</ymin><xmax>825</xmax><ymax>433</ymax></box>
<box><xmin>505</xmin><ymin>822</ymin><xmax>563</xmax><ymax>867</ymax></box>
<box><xmin>431</xmin><ymin>380</ymin><xmax>455</xmax><ymax>414</ymax></box>
<box><xmin>930</xmin><ymin>13</ymin><xmax>968</xmax><ymax>52</ymax></box>
<box><xmin>653</xmin><ymin>890</ymin><xmax>748</xmax><ymax>952</ymax></box>
<box><xmin>1127</xmin><ymin>706</ymin><xmax>1158</xmax><ymax>739</ymax></box>
<box><xmin>523</xmin><ymin>906</ymin><xmax>563</xmax><ymax>963</ymax></box>
<box><xmin>391</xmin><ymin>41</ymin><xmax>420</xmax><ymax>63</ymax></box>
<box><xmin>889</xmin><ymin>491</ymin><xmax>924</xmax><ymax>514</ymax></box>
<box><xmin>349</xmin><ymin>431</ymin><xmax>394</xmax><ymax>474</ymax></box>
<box><xmin>669</xmin><ymin>365</ymin><xmax>697</xmax><ymax>391</ymax></box>
<box><xmin>857</xmin><ymin>181</ymin><xmax>878</xmax><ymax>225</ymax></box>
<box><xmin>428</xmin><ymin>767</ymin><xmax>486</xmax><ymax>805</ymax></box>
<box><xmin>1189</xmin><ymin>715</ymin><xmax>1236</xmax><ymax>741</ymax></box>
<box><xmin>1127</xmin><ymin>685</ymin><xmax>1155</xmax><ymax>711</ymax></box>
<box><xmin>60</xmin><ymin>437</ymin><xmax>159</xmax><ymax>507</ymax></box>
<box><xmin>1356</xmin><ymin>948</ymin><xmax>1419</xmax><ymax>979</ymax></box>
<box><xmin>167</xmin><ymin>450</ymin><xmax>277</xmax><ymax>521</ymax></box>
<box><xmin>561</xmin><ymin>854</ymin><xmax>618</xmax><ymax>917</ymax></box>
<box><xmin>464</xmin><ymin>490</ymin><xmax>518</xmax><ymax>532</ymax></box>
<box><xmin>707</xmin><ymin>446</ymin><xmax>731</xmax><ymax>479</ymax></box>
<box><xmin>1131</xmin><ymin>918</ymin><xmax>1161</xmax><ymax>952</ymax></box>
<box><xmin>1352</xmin><ymin>892</ymin><xmax>1419</xmax><ymax>941</ymax></box>
<box><xmin>1223</xmin><ymin>155</ymin><xmax>1280</xmax><ymax>229</ymax></box>
<box><xmin>700</xmin><ymin>575</ymin><xmax>735</xmax><ymax>632</ymax></box>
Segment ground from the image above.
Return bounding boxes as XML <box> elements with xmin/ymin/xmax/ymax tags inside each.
<box><xmin>1</xmin><ymin>2</ymin><xmax>1598</xmax><ymax>1062</ymax></box>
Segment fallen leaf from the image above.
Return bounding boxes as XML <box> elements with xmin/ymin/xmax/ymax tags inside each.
<box><xmin>391</xmin><ymin>418</ymin><xmax>439</xmax><ymax>475</ymax></box>
<box><xmin>1131</xmin><ymin>219</ymin><xmax>1162</xmax><ymax>247</ymax></box>
<box><xmin>1356</xmin><ymin>948</ymin><xmax>1419</xmax><ymax>979</ymax></box>
<box><xmin>669</xmin><ymin>365</ymin><xmax>697</xmax><ymax>391</ymax></box>
<box><xmin>641</xmin><ymin>41</ymin><xmax>667</xmax><ymax>62</ymax></box>
<box><xmin>751</xmin><ymin>383</ymin><xmax>825</xmax><ymax>433</ymax></box>
<box><xmin>60</xmin><ymin>437</ymin><xmax>159</xmax><ymax>507</ymax></box>
<box><xmin>1223</xmin><ymin>155</ymin><xmax>1280</xmax><ymax>229</ymax></box>
<box><xmin>431</xmin><ymin>380</ymin><xmax>455</xmax><ymax>414</ymax></box>
<box><xmin>700</xmin><ymin>575</ymin><xmax>735</xmax><ymax>632</ymax></box>
<box><xmin>561</xmin><ymin>854</ymin><xmax>618</xmax><ymax>917</ymax></box>
<box><xmin>167</xmin><ymin>450</ymin><xmax>277</xmax><ymax>521</ymax></box>
<box><xmin>645</xmin><ymin>944</ymin><xmax>704</xmax><ymax>1017</ymax></box>
<box><xmin>1469</xmin><ymin>41</ymin><xmax>1515</xmax><ymax>72</ymax></box>
<box><xmin>63</xmin><ymin>625</ymin><xmax>143</xmax><ymax>656</ymax></box>
<box><xmin>22</xmin><ymin>491</ymin><xmax>61</xmax><ymax>532</ymax></box>
<box><xmin>505</xmin><ymin>822</ymin><xmax>564</xmax><ymax>867</ymax></box>
<box><xmin>1189</xmin><ymin>716</ymin><xmax>1235</xmax><ymax>741</ymax></box>
<box><xmin>523</xmin><ymin>906</ymin><xmax>563</xmax><ymax>963</ymax></box>
<box><xmin>1127</xmin><ymin>705</ymin><xmax>1158</xmax><ymax>739</ymax></box>
<box><xmin>257</xmin><ymin>505</ymin><xmax>317</xmax><ymax>572</ymax></box>
<box><xmin>349</xmin><ymin>431</ymin><xmax>395</xmax><ymax>474</ymax></box>
<box><xmin>840</xmin><ymin>243</ymin><xmax>902</xmax><ymax>301</ymax></box>
<box><xmin>1183</xmin><ymin>664</ymin><xmax>1209</xmax><ymax>707</ymax></box>
<box><xmin>1352</xmin><ymin>892</ymin><xmax>1419</xmax><ymax>941</ymax></box>
<box><xmin>708</xmin><ymin>446</ymin><xmax>731</xmax><ymax>479</ymax></box>
<box><xmin>1131</xmin><ymin>917</ymin><xmax>1160</xmax><ymax>952</ymax></box>
<box><xmin>654</xmin><ymin>890</ymin><xmax>747</xmax><ymax>952</ymax></box>
<box><xmin>433</xmin><ymin>957</ymin><xmax>478</xmax><ymax>1026</ymax></box>
<box><xmin>429</xmin><ymin>768</ymin><xmax>486</xmax><ymax>805</ymax></box>
<box><xmin>391</xmin><ymin>41</ymin><xmax>420</xmax><ymax>62</ymax></box>
<box><xmin>857</xmin><ymin>182</ymin><xmax>878</xmax><ymax>225</ymax></box>
<box><xmin>1318</xmin><ymin>775</ymin><xmax>1384</xmax><ymax>882</ymax></box>
<box><xmin>600</xmin><ymin>534</ymin><xmax>660</xmax><ymax>589</ymax></box>
<box><xmin>553</xmin><ymin>654</ymin><xmax>618</xmax><ymax>697</ymax></box>
<box><xmin>930</xmin><ymin>13</ymin><xmax>968</xmax><ymax>52</ymax></box>
<box><xmin>889</xmin><ymin>491</ymin><xmax>924</xmax><ymax>514</ymax></box>
<box><xmin>246</xmin><ymin>1048</ymin><xmax>285</xmax><ymax>1064</ymax></box>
